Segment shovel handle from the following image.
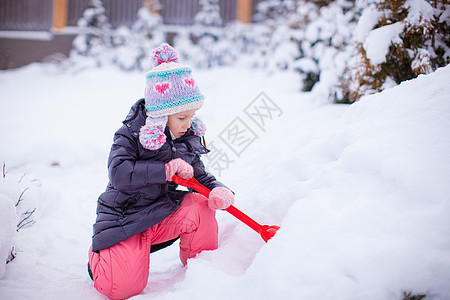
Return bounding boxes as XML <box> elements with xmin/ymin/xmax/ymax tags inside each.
<box><xmin>172</xmin><ymin>175</ymin><xmax>264</xmax><ymax>234</ymax></box>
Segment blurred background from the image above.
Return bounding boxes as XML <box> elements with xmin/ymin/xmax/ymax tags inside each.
<box><xmin>0</xmin><ymin>0</ymin><xmax>449</xmax><ymax>103</ymax></box>
<box><xmin>1</xmin><ymin>0</ymin><xmax>255</xmax><ymax>68</ymax></box>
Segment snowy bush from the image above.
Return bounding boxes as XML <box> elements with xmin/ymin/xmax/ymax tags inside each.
<box><xmin>71</xmin><ymin>3</ymin><xmax>164</xmax><ymax>72</ymax></box>
<box><xmin>292</xmin><ymin>0</ymin><xmax>359</xmax><ymax>97</ymax></box>
<box><xmin>194</xmin><ymin>0</ymin><xmax>222</xmax><ymax>27</ymax></box>
<box><xmin>254</xmin><ymin>0</ymin><xmax>297</xmax><ymax>22</ymax></box>
<box><xmin>347</xmin><ymin>0</ymin><xmax>450</xmax><ymax>102</ymax></box>
<box><xmin>71</xmin><ymin>0</ymin><xmax>113</xmax><ymax>69</ymax></box>
<box><xmin>232</xmin><ymin>0</ymin><xmax>449</xmax><ymax>102</ymax></box>
<box><xmin>251</xmin><ymin>0</ymin><xmax>300</xmax><ymax>72</ymax></box>
<box><xmin>246</xmin><ymin>0</ymin><xmax>361</xmax><ymax>100</ymax></box>
<box><xmin>117</xmin><ymin>6</ymin><xmax>165</xmax><ymax>71</ymax></box>
<box><xmin>67</xmin><ymin>0</ymin><xmax>449</xmax><ymax>103</ymax></box>
<box><xmin>177</xmin><ymin>0</ymin><xmax>238</xmax><ymax>69</ymax></box>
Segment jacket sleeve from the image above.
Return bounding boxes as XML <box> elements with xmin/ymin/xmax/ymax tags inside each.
<box><xmin>191</xmin><ymin>154</ymin><xmax>227</xmax><ymax>191</ymax></box>
<box><xmin>107</xmin><ymin>131</ymin><xmax>166</xmax><ymax>191</ymax></box>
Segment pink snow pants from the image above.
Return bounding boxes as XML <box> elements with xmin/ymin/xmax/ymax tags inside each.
<box><xmin>88</xmin><ymin>193</ymin><xmax>218</xmax><ymax>300</ymax></box>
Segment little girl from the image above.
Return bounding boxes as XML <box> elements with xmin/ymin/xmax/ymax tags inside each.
<box><xmin>88</xmin><ymin>43</ymin><xmax>234</xmax><ymax>300</ymax></box>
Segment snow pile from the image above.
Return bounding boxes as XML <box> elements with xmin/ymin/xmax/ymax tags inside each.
<box><xmin>236</xmin><ymin>66</ymin><xmax>450</xmax><ymax>299</ymax></box>
<box><xmin>0</xmin><ymin>175</ymin><xmax>16</xmax><ymax>279</ymax></box>
<box><xmin>146</xmin><ymin>67</ymin><xmax>450</xmax><ymax>300</ymax></box>
<box><xmin>0</xmin><ymin>168</ymin><xmax>59</xmax><ymax>279</ymax></box>
<box><xmin>363</xmin><ymin>22</ymin><xmax>404</xmax><ymax>65</ymax></box>
<box><xmin>0</xmin><ymin>61</ymin><xmax>449</xmax><ymax>299</ymax></box>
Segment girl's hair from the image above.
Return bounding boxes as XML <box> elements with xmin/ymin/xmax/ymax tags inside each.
<box><xmin>201</xmin><ymin>136</ymin><xmax>207</xmax><ymax>149</ymax></box>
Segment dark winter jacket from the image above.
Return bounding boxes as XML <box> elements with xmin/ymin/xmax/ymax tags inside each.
<box><xmin>92</xmin><ymin>99</ymin><xmax>224</xmax><ymax>252</ymax></box>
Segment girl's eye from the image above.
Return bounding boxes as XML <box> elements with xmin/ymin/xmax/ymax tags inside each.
<box><xmin>179</xmin><ymin>117</ymin><xmax>185</xmax><ymax>121</ymax></box>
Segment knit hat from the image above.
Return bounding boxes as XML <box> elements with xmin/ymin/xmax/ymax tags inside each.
<box><xmin>139</xmin><ymin>43</ymin><xmax>206</xmax><ymax>150</ymax></box>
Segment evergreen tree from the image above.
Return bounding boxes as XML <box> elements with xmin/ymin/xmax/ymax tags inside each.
<box><xmin>72</xmin><ymin>0</ymin><xmax>112</xmax><ymax>61</ymax></box>
<box><xmin>132</xmin><ymin>4</ymin><xmax>163</xmax><ymax>40</ymax></box>
<box><xmin>186</xmin><ymin>0</ymin><xmax>229</xmax><ymax>68</ymax></box>
<box><xmin>254</xmin><ymin>0</ymin><xmax>297</xmax><ymax>23</ymax></box>
<box><xmin>194</xmin><ymin>0</ymin><xmax>222</xmax><ymax>27</ymax></box>
<box><xmin>253</xmin><ymin>0</ymin><xmax>300</xmax><ymax>73</ymax></box>
<box><xmin>347</xmin><ymin>0</ymin><xmax>450</xmax><ymax>102</ymax></box>
<box><xmin>130</xmin><ymin>5</ymin><xmax>165</xmax><ymax>71</ymax></box>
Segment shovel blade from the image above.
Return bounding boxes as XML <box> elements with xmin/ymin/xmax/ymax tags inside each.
<box><xmin>260</xmin><ymin>225</ymin><xmax>280</xmax><ymax>242</ymax></box>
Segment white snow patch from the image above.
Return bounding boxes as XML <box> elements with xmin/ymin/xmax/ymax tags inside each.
<box><xmin>363</xmin><ymin>22</ymin><xmax>405</xmax><ymax>65</ymax></box>
<box><xmin>0</xmin><ymin>61</ymin><xmax>449</xmax><ymax>299</ymax></box>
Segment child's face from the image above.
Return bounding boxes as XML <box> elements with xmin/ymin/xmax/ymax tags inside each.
<box><xmin>167</xmin><ymin>109</ymin><xmax>198</xmax><ymax>139</ymax></box>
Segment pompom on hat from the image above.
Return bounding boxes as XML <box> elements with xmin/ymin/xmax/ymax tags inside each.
<box><xmin>139</xmin><ymin>43</ymin><xmax>206</xmax><ymax>150</ymax></box>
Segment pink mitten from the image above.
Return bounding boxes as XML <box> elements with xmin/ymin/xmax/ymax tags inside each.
<box><xmin>208</xmin><ymin>187</ymin><xmax>234</xmax><ymax>210</ymax></box>
<box><xmin>165</xmin><ymin>158</ymin><xmax>193</xmax><ymax>181</ymax></box>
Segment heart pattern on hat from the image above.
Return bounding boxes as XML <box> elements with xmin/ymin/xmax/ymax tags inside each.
<box><xmin>184</xmin><ymin>78</ymin><xmax>195</xmax><ymax>87</ymax></box>
<box><xmin>154</xmin><ymin>82</ymin><xmax>171</xmax><ymax>95</ymax></box>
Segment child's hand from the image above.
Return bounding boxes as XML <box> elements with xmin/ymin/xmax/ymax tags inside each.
<box><xmin>165</xmin><ymin>158</ymin><xmax>193</xmax><ymax>181</ymax></box>
<box><xmin>208</xmin><ymin>187</ymin><xmax>235</xmax><ymax>210</ymax></box>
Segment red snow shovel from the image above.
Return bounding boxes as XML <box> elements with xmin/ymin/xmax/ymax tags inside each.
<box><xmin>173</xmin><ymin>175</ymin><xmax>280</xmax><ymax>242</ymax></box>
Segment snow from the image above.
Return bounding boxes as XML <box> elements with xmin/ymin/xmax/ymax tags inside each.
<box><xmin>0</xmin><ymin>192</ymin><xmax>15</xmax><ymax>278</ymax></box>
<box><xmin>363</xmin><ymin>22</ymin><xmax>405</xmax><ymax>65</ymax></box>
<box><xmin>354</xmin><ymin>5</ymin><xmax>382</xmax><ymax>43</ymax></box>
<box><xmin>0</xmin><ymin>31</ymin><xmax>53</xmax><ymax>41</ymax></box>
<box><xmin>293</xmin><ymin>57</ymin><xmax>319</xmax><ymax>73</ymax></box>
<box><xmin>405</xmin><ymin>0</ymin><xmax>435</xmax><ymax>25</ymax></box>
<box><xmin>1</xmin><ymin>61</ymin><xmax>450</xmax><ymax>299</ymax></box>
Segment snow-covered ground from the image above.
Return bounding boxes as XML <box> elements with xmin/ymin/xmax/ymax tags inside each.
<box><xmin>0</xmin><ymin>62</ymin><xmax>449</xmax><ymax>300</ymax></box>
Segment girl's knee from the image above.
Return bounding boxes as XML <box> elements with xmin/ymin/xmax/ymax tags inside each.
<box><xmin>178</xmin><ymin>193</ymin><xmax>219</xmax><ymax>264</ymax></box>
<box><xmin>88</xmin><ymin>236</ymin><xmax>150</xmax><ymax>299</ymax></box>
<box><xmin>182</xmin><ymin>193</ymin><xmax>218</xmax><ymax>232</ymax></box>
<box><xmin>182</xmin><ymin>192</ymin><xmax>215</xmax><ymax>218</ymax></box>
